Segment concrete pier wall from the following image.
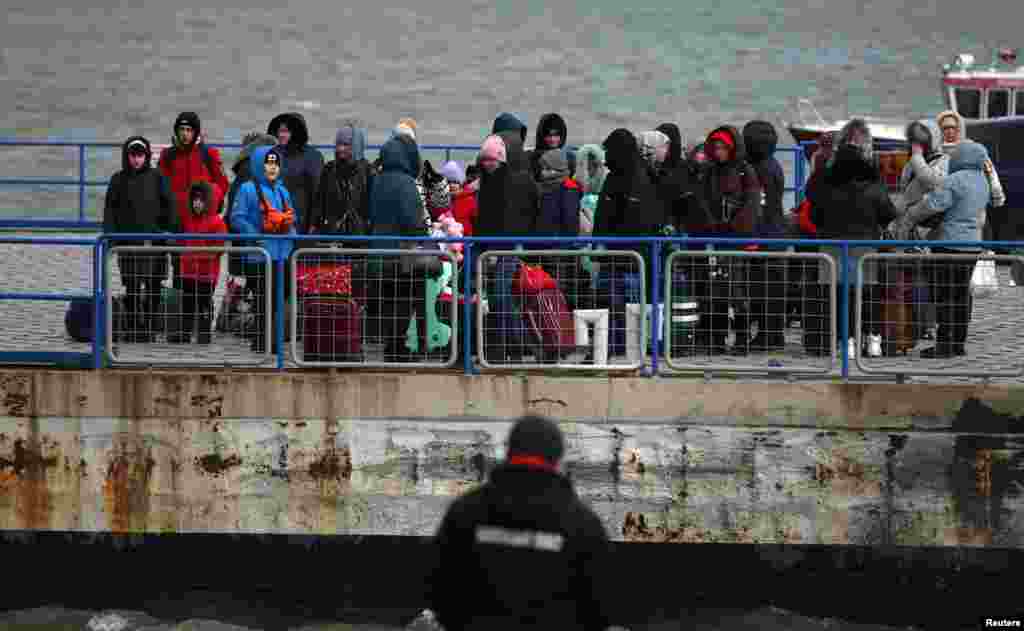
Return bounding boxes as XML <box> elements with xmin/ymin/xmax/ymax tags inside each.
<box><xmin>2</xmin><ymin>370</ymin><xmax>1022</xmax><ymax>547</ymax></box>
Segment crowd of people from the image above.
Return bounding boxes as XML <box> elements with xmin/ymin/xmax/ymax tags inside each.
<box><xmin>101</xmin><ymin>108</ymin><xmax>1004</xmax><ymax>361</ymax></box>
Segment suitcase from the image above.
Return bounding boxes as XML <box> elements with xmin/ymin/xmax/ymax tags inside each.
<box><xmin>881</xmin><ymin>265</ymin><xmax>915</xmax><ymax>354</ymax></box>
<box><xmin>521</xmin><ymin>287</ymin><xmax>576</xmax><ymax>361</ymax></box>
<box><xmin>302</xmin><ymin>296</ymin><xmax>363</xmax><ymax>362</ymax></box>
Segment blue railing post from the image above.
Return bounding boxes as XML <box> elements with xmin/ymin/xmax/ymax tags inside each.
<box><xmin>79</xmin><ymin>144</ymin><xmax>87</xmax><ymax>222</ymax></box>
<box><xmin>92</xmin><ymin>238</ymin><xmax>104</xmax><ymax>369</ymax></box>
<box><xmin>794</xmin><ymin>147</ymin><xmax>806</xmax><ymax>205</ymax></box>
<box><xmin>275</xmin><ymin>258</ymin><xmax>286</xmax><ymax>369</ymax></box>
<box><xmin>840</xmin><ymin>243</ymin><xmax>850</xmax><ymax>379</ymax></box>
<box><xmin>649</xmin><ymin>241</ymin><xmax>660</xmax><ymax>376</ymax></box>
<box><xmin>462</xmin><ymin>241</ymin><xmax>475</xmax><ymax>376</ymax></box>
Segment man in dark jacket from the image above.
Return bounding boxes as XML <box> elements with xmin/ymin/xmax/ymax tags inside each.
<box><xmin>742</xmin><ymin>120</ymin><xmax>788</xmax><ymax>352</ymax></box>
<box><xmin>594</xmin><ymin>128</ymin><xmax>668</xmax><ymax>357</ymax></box>
<box><xmin>268</xmin><ymin>112</ymin><xmax>324</xmax><ymax>234</ymax></box>
<box><xmin>368</xmin><ymin>135</ymin><xmax>430</xmax><ymax>361</ymax></box>
<box><xmin>309</xmin><ymin>121</ymin><xmax>374</xmax><ymax>245</ymax></box>
<box><xmin>104</xmin><ymin>136</ymin><xmax>178</xmax><ymax>343</ymax></box>
<box><xmin>427</xmin><ymin>415</ymin><xmax>615</xmax><ymax>631</ymax></box>
<box><xmin>691</xmin><ymin>125</ymin><xmax>764</xmax><ymax>355</ymax></box>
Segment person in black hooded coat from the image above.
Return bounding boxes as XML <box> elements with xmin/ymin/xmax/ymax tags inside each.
<box><xmin>742</xmin><ymin>120</ymin><xmax>788</xmax><ymax>351</ymax></box>
<box><xmin>594</xmin><ymin>129</ymin><xmax>668</xmax><ymax>357</ymax></box>
<box><xmin>529</xmin><ymin>112</ymin><xmax>576</xmax><ymax>180</ymax></box>
<box><xmin>104</xmin><ymin>136</ymin><xmax>179</xmax><ymax>343</ymax></box>
<box><xmin>268</xmin><ymin>112</ymin><xmax>324</xmax><ymax>235</ymax></box>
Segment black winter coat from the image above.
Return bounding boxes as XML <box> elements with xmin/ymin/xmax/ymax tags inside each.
<box><xmin>594</xmin><ymin>129</ymin><xmax>667</xmax><ymax>237</ymax></box>
<box><xmin>103</xmin><ymin>136</ymin><xmax>178</xmax><ymax>240</ymax></box>
<box><xmin>309</xmin><ymin>159</ymin><xmax>374</xmax><ymax>241</ymax></box>
<box><xmin>806</xmin><ymin>145</ymin><xmax>900</xmax><ymax>240</ymax></box>
<box><xmin>475</xmin><ymin>133</ymin><xmax>540</xmax><ymax>239</ymax></box>
<box><xmin>427</xmin><ymin>464</ymin><xmax>615</xmax><ymax>631</ymax></box>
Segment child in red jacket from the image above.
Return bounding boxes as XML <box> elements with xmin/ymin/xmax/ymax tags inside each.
<box><xmin>442</xmin><ymin>160</ymin><xmax>479</xmax><ymax>237</ymax></box>
<box><xmin>171</xmin><ymin>181</ymin><xmax>227</xmax><ymax>344</ymax></box>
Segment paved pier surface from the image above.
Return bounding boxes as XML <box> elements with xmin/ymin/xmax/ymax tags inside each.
<box><xmin>1</xmin><ymin>233</ymin><xmax>1022</xmax><ymax>383</ymax></box>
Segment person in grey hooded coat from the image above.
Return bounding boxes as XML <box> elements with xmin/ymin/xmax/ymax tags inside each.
<box><xmin>918</xmin><ymin>141</ymin><xmax>992</xmax><ymax>358</ymax></box>
<box><xmin>309</xmin><ymin>121</ymin><xmax>374</xmax><ymax>243</ymax></box>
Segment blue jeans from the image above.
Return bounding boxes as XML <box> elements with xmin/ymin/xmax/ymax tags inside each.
<box><xmin>485</xmin><ymin>255</ymin><xmax>527</xmax><ymax>356</ymax></box>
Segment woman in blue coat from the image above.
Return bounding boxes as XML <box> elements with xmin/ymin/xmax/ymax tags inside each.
<box><xmin>230</xmin><ymin>146</ymin><xmax>298</xmax><ymax>353</ymax></box>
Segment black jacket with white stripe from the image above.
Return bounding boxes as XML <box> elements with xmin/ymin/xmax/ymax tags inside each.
<box><xmin>426</xmin><ymin>464</ymin><xmax>615</xmax><ymax>631</ymax></box>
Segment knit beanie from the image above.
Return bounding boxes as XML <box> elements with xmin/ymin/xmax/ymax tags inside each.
<box><xmin>439</xmin><ymin>160</ymin><xmax>466</xmax><ymax>184</ymax></box>
<box><xmin>506</xmin><ymin>415</ymin><xmax>565</xmax><ymax>466</ymax></box>
<box><xmin>480</xmin><ymin>135</ymin><xmax>507</xmax><ymax>163</ymax></box>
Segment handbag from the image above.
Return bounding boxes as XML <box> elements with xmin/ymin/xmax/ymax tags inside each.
<box><xmin>970</xmin><ymin>253</ymin><xmax>998</xmax><ymax>299</ymax></box>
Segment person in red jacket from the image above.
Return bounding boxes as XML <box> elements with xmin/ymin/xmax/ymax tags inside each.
<box><xmin>158</xmin><ymin>112</ymin><xmax>229</xmax><ymax>287</ymax></box>
<box><xmin>170</xmin><ymin>181</ymin><xmax>227</xmax><ymax>344</ymax></box>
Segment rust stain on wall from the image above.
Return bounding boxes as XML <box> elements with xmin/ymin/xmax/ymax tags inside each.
<box><xmin>0</xmin><ymin>434</ymin><xmax>58</xmax><ymax>529</ymax></box>
<box><xmin>102</xmin><ymin>444</ymin><xmax>156</xmax><ymax>533</ymax></box>
<box><xmin>194</xmin><ymin>453</ymin><xmax>242</xmax><ymax>477</ymax></box>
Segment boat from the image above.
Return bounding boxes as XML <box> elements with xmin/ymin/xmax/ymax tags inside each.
<box><xmin>787</xmin><ymin>48</ymin><xmax>1024</xmax><ymax>199</ymax></box>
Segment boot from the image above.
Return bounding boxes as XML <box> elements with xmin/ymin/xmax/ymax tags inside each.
<box><xmin>197</xmin><ymin>312</ymin><xmax>212</xmax><ymax>345</ymax></box>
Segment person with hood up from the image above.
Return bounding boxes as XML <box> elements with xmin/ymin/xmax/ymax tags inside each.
<box><xmin>742</xmin><ymin>120</ymin><xmax>788</xmax><ymax>352</ymax></box>
<box><xmin>529</xmin><ymin>112</ymin><xmax>576</xmax><ymax>179</ymax></box>
<box><xmin>535</xmin><ymin>149</ymin><xmax>584</xmax><ymax>310</ymax></box>
<box><xmin>916</xmin><ymin>141</ymin><xmax>992</xmax><ymax>358</ymax></box>
<box><xmin>575</xmin><ymin>144</ymin><xmax>606</xmax><ymax>236</ymax></box>
<box><xmin>104</xmin><ymin>136</ymin><xmax>178</xmax><ymax>343</ymax></box>
<box><xmin>226</xmin><ymin>132</ymin><xmax>277</xmax><ymax>278</ymax></box>
<box><xmin>170</xmin><ymin>181</ymin><xmax>227</xmax><ymax>345</ymax></box>
<box><xmin>426</xmin><ymin>415</ymin><xmax>615</xmax><ymax>631</ymax></box>
<box><xmin>475</xmin><ymin>131</ymin><xmax>538</xmax><ymax>362</ymax></box>
<box><xmin>594</xmin><ymin>129</ymin><xmax>668</xmax><ymax>357</ymax></box>
<box><xmin>308</xmin><ymin>121</ymin><xmax>374</xmax><ymax>245</ymax></box>
<box><xmin>159</xmin><ymin>112</ymin><xmax>229</xmax><ymax>287</ymax></box>
<box><xmin>653</xmin><ymin>122</ymin><xmax>705</xmax><ymax>234</ymax></box>
<box><xmin>638</xmin><ymin>130</ymin><xmax>671</xmax><ymax>174</ymax></box>
<box><xmin>693</xmin><ymin>125</ymin><xmax>763</xmax><ymax>355</ymax></box>
<box><xmin>368</xmin><ymin>135</ymin><xmax>433</xmax><ymax>362</ymax></box>
<box><xmin>806</xmin><ymin>143</ymin><xmax>900</xmax><ymax>356</ymax></box>
<box><xmin>230</xmin><ymin>147</ymin><xmax>298</xmax><ymax>353</ymax></box>
<box><xmin>936</xmin><ymin>110</ymin><xmax>1006</xmax><ymax>239</ymax></box>
<box><xmin>267</xmin><ymin>112</ymin><xmax>324</xmax><ymax>234</ymax></box>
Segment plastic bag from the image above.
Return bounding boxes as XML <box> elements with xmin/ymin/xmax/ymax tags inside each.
<box><xmin>970</xmin><ymin>256</ymin><xmax>998</xmax><ymax>299</ymax></box>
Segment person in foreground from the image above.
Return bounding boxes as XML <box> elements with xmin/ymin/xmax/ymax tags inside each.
<box><xmin>426</xmin><ymin>415</ymin><xmax>616</xmax><ymax>631</ymax></box>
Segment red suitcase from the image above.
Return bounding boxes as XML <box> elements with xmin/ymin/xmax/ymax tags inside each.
<box><xmin>303</xmin><ymin>297</ymin><xmax>362</xmax><ymax>362</ymax></box>
<box><xmin>521</xmin><ymin>287</ymin><xmax>576</xmax><ymax>360</ymax></box>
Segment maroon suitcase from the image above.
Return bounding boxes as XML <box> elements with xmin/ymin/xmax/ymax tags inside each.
<box><xmin>303</xmin><ymin>297</ymin><xmax>362</xmax><ymax>362</ymax></box>
<box><xmin>522</xmin><ymin>287</ymin><xmax>576</xmax><ymax>360</ymax></box>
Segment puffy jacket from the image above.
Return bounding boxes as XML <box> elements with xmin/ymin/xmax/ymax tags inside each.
<box><xmin>427</xmin><ymin>463</ymin><xmax>615</xmax><ymax>631</ymax></box>
<box><xmin>536</xmin><ymin>178</ymin><xmax>582</xmax><ymax>237</ymax></box>
<box><xmin>476</xmin><ymin>125</ymin><xmax>541</xmax><ymax>239</ymax></box>
<box><xmin>743</xmin><ymin>120</ymin><xmax>786</xmax><ymax>238</ymax></box>
<box><xmin>229</xmin><ymin>146</ymin><xmax>298</xmax><ymax>263</ymax></box>
<box><xmin>268</xmin><ymin>112</ymin><xmax>325</xmax><ymax>234</ymax></box>
<box><xmin>450</xmin><ymin>188</ymin><xmax>479</xmax><ymax>236</ymax></box>
<box><xmin>807</xmin><ymin>144</ymin><xmax>899</xmax><ymax>240</ymax></box>
<box><xmin>368</xmin><ymin>136</ymin><xmax>425</xmax><ymax>250</ymax></box>
<box><xmin>179</xmin><ymin>181</ymin><xmax>227</xmax><ymax>282</ymax></box>
<box><xmin>104</xmin><ymin>135</ymin><xmax>178</xmax><ymax>241</ymax></box>
<box><xmin>594</xmin><ymin>128</ymin><xmax>667</xmax><ymax>237</ymax></box>
<box><xmin>158</xmin><ymin>114</ymin><xmax>229</xmax><ymax>226</ymax></box>
<box><xmin>698</xmin><ymin>125</ymin><xmax>762</xmax><ymax>237</ymax></box>
<box><xmin>924</xmin><ymin>141</ymin><xmax>992</xmax><ymax>250</ymax></box>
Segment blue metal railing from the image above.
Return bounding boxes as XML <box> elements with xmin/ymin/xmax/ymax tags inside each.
<box><xmin>1</xmin><ymin>232</ymin><xmax>1019</xmax><ymax>380</ymax></box>
<box><xmin>0</xmin><ymin>138</ymin><xmax>810</xmax><ymax>228</ymax></box>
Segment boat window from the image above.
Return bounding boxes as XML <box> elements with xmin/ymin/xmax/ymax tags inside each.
<box><xmin>988</xmin><ymin>89</ymin><xmax>1010</xmax><ymax>118</ymax></box>
<box><xmin>955</xmin><ymin>88</ymin><xmax>981</xmax><ymax>118</ymax></box>
<box><xmin>1016</xmin><ymin>90</ymin><xmax>1024</xmax><ymax>116</ymax></box>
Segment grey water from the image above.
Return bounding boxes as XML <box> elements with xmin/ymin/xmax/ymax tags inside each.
<box><xmin>0</xmin><ymin>0</ymin><xmax>1020</xmax><ymax>219</ymax></box>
